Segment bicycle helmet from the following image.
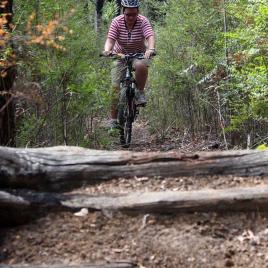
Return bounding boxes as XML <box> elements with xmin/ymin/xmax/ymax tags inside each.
<box><xmin>121</xmin><ymin>0</ymin><xmax>140</xmax><ymax>8</ymax></box>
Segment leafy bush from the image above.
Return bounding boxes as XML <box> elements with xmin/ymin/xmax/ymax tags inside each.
<box><xmin>146</xmin><ymin>0</ymin><xmax>224</xmax><ymax>138</ymax></box>
<box><xmin>14</xmin><ymin>0</ymin><xmax>112</xmax><ymax>147</ymax></box>
<box><xmin>224</xmin><ymin>0</ymin><xmax>268</xmax><ymax>146</ymax></box>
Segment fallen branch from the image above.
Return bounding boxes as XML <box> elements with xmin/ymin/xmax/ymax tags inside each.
<box><xmin>2</xmin><ymin>186</ymin><xmax>268</xmax><ymax>214</ymax></box>
<box><xmin>197</xmin><ymin>63</ymin><xmax>227</xmax><ymax>87</ymax></box>
<box><xmin>1</xmin><ymin>147</ymin><xmax>268</xmax><ymax>191</ymax></box>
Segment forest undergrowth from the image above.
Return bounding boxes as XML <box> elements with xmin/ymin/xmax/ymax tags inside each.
<box><xmin>1</xmin><ymin>1</ymin><xmax>268</xmax><ymax>267</ymax></box>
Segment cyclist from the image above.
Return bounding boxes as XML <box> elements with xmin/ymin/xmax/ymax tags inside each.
<box><xmin>103</xmin><ymin>0</ymin><xmax>156</xmax><ymax>130</ymax></box>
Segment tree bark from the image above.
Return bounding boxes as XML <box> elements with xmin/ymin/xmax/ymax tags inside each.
<box><xmin>2</xmin><ymin>186</ymin><xmax>268</xmax><ymax>214</ymax></box>
<box><xmin>1</xmin><ymin>147</ymin><xmax>268</xmax><ymax>191</ymax></box>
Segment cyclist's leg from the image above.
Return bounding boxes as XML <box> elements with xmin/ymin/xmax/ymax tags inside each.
<box><xmin>133</xmin><ymin>59</ymin><xmax>151</xmax><ymax>91</ymax></box>
<box><xmin>110</xmin><ymin>85</ymin><xmax>119</xmax><ymax>122</ymax></box>
<box><xmin>110</xmin><ymin>60</ymin><xmax>126</xmax><ymax>122</ymax></box>
<box><xmin>133</xmin><ymin>59</ymin><xmax>151</xmax><ymax>105</ymax></box>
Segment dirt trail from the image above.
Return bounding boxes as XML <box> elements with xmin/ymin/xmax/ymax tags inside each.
<box><xmin>1</xmin><ymin>122</ymin><xmax>268</xmax><ymax>268</ymax></box>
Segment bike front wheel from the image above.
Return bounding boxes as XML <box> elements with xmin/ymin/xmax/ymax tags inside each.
<box><xmin>118</xmin><ymin>103</ymin><xmax>126</xmax><ymax>145</ymax></box>
<box><xmin>123</xmin><ymin>117</ymin><xmax>133</xmax><ymax>148</ymax></box>
<box><xmin>118</xmin><ymin>100</ymin><xmax>136</xmax><ymax>148</ymax></box>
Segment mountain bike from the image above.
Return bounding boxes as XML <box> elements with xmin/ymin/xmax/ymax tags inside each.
<box><xmin>101</xmin><ymin>52</ymin><xmax>155</xmax><ymax>148</ymax></box>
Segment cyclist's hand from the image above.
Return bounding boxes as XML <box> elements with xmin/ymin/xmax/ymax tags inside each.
<box><xmin>144</xmin><ymin>49</ymin><xmax>156</xmax><ymax>59</ymax></box>
<box><xmin>144</xmin><ymin>49</ymin><xmax>151</xmax><ymax>59</ymax></box>
<box><xmin>102</xmin><ymin>50</ymin><xmax>113</xmax><ymax>57</ymax></box>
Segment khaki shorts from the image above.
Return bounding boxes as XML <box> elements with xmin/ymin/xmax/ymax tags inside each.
<box><xmin>111</xmin><ymin>58</ymin><xmax>151</xmax><ymax>87</ymax></box>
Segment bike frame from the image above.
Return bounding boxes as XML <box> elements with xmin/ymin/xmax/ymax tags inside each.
<box><xmin>118</xmin><ymin>53</ymin><xmax>144</xmax><ymax>147</ymax></box>
<box><xmin>101</xmin><ymin>52</ymin><xmax>152</xmax><ymax>148</ymax></box>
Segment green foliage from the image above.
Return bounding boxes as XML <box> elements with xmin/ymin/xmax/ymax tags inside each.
<box><xmin>147</xmin><ymin>0</ymin><xmax>224</xmax><ymax>135</ymax></box>
<box><xmin>256</xmin><ymin>144</ymin><xmax>268</xmax><ymax>150</ymax></box>
<box><xmin>16</xmin><ymin>113</ymin><xmax>39</xmax><ymax>146</ymax></box>
<box><xmin>141</xmin><ymin>0</ymin><xmax>168</xmax><ymax>23</ymax></box>
<box><xmin>144</xmin><ymin>0</ymin><xmax>267</xmax><ymax>147</ymax></box>
<box><xmin>102</xmin><ymin>0</ymin><xmax>118</xmax><ymax>24</ymax></box>
<box><xmin>225</xmin><ymin>1</ymin><xmax>268</xmax><ymax>133</ymax></box>
<box><xmin>12</xmin><ymin>0</ymin><xmax>268</xmax><ymax>149</ymax></box>
<box><xmin>14</xmin><ymin>0</ymin><xmax>112</xmax><ymax>147</ymax></box>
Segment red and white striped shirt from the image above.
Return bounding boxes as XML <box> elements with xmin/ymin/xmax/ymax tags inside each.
<box><xmin>107</xmin><ymin>14</ymin><xmax>154</xmax><ymax>54</ymax></box>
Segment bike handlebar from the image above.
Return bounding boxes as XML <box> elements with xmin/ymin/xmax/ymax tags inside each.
<box><xmin>100</xmin><ymin>51</ymin><xmax>156</xmax><ymax>60</ymax></box>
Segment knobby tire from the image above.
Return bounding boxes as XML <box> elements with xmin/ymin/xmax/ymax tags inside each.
<box><xmin>118</xmin><ymin>89</ymin><xmax>136</xmax><ymax>148</ymax></box>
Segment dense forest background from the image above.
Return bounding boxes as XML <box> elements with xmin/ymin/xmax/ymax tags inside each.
<box><xmin>0</xmin><ymin>0</ymin><xmax>267</xmax><ymax>149</ymax></box>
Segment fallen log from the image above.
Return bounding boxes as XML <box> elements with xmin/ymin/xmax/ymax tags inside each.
<box><xmin>1</xmin><ymin>146</ymin><xmax>268</xmax><ymax>191</ymax></box>
<box><xmin>0</xmin><ymin>262</ymin><xmax>136</xmax><ymax>268</ymax></box>
<box><xmin>2</xmin><ymin>186</ymin><xmax>268</xmax><ymax>215</ymax></box>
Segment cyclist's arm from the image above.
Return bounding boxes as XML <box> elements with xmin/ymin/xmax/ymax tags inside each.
<box><xmin>145</xmin><ymin>35</ymin><xmax>156</xmax><ymax>59</ymax></box>
<box><xmin>147</xmin><ymin>35</ymin><xmax>155</xmax><ymax>51</ymax></box>
<box><xmin>104</xmin><ymin>37</ymin><xmax>116</xmax><ymax>53</ymax></box>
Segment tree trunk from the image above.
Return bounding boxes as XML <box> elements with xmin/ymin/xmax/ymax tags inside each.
<box><xmin>0</xmin><ymin>0</ymin><xmax>16</xmax><ymax>146</ymax></box>
<box><xmin>1</xmin><ymin>147</ymin><xmax>268</xmax><ymax>191</ymax></box>
<box><xmin>2</xmin><ymin>186</ymin><xmax>268</xmax><ymax>222</ymax></box>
